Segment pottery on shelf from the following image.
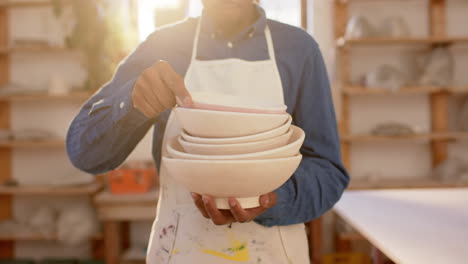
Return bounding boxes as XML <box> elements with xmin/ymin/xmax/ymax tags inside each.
<box><xmin>174</xmin><ymin>107</ymin><xmax>290</xmax><ymax>138</ymax></box>
<box><xmin>181</xmin><ymin>115</ymin><xmax>292</xmax><ymax>145</ymax></box>
<box><xmin>345</xmin><ymin>15</ymin><xmax>376</xmax><ymax>39</ymax></box>
<box><xmin>378</xmin><ymin>16</ymin><xmax>411</xmax><ymax>38</ymax></box>
<box><xmin>162</xmin><ymin>155</ymin><xmax>303</xmax><ymax>209</ymax></box>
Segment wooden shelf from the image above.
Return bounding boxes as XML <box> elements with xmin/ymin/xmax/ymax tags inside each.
<box><xmin>338</xmin><ymin>36</ymin><xmax>468</xmax><ymax>47</ymax></box>
<box><xmin>121</xmin><ymin>248</ymin><xmax>146</xmax><ymax>264</ymax></box>
<box><xmin>0</xmin><ymin>0</ymin><xmax>71</xmax><ymax>8</ymax></box>
<box><xmin>342</xmin><ymin>86</ymin><xmax>442</xmax><ymax>95</ymax></box>
<box><xmin>0</xmin><ymin>46</ymin><xmax>78</xmax><ymax>54</ymax></box>
<box><xmin>0</xmin><ymin>181</ymin><xmax>102</xmax><ymax>195</ymax></box>
<box><xmin>0</xmin><ymin>139</ymin><xmax>64</xmax><ymax>148</ymax></box>
<box><xmin>348</xmin><ymin>179</ymin><xmax>468</xmax><ymax>190</ymax></box>
<box><xmin>342</xmin><ymin>86</ymin><xmax>468</xmax><ymax>95</ymax></box>
<box><xmin>0</xmin><ymin>91</ymin><xmax>93</xmax><ymax>102</ymax></box>
<box><xmin>342</xmin><ymin>133</ymin><xmax>437</xmax><ymax>143</ymax></box>
<box><xmin>94</xmin><ymin>189</ymin><xmax>159</xmax><ymax>221</ymax></box>
<box><xmin>0</xmin><ymin>231</ymin><xmax>102</xmax><ymax>241</ymax></box>
<box><xmin>341</xmin><ymin>132</ymin><xmax>468</xmax><ymax>143</ymax></box>
<box><xmin>445</xmin><ymin>132</ymin><xmax>468</xmax><ymax>141</ymax></box>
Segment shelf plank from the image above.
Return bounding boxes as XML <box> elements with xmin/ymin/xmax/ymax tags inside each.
<box><xmin>348</xmin><ymin>179</ymin><xmax>468</xmax><ymax>190</ymax></box>
<box><xmin>338</xmin><ymin>36</ymin><xmax>468</xmax><ymax>47</ymax></box>
<box><xmin>0</xmin><ymin>47</ymin><xmax>78</xmax><ymax>54</ymax></box>
<box><xmin>94</xmin><ymin>189</ymin><xmax>159</xmax><ymax>221</ymax></box>
<box><xmin>342</xmin><ymin>86</ymin><xmax>444</xmax><ymax>95</ymax></box>
<box><xmin>341</xmin><ymin>133</ymin><xmax>436</xmax><ymax>143</ymax></box>
<box><xmin>0</xmin><ymin>0</ymin><xmax>70</xmax><ymax>8</ymax></box>
<box><xmin>0</xmin><ymin>139</ymin><xmax>64</xmax><ymax>148</ymax></box>
<box><xmin>341</xmin><ymin>132</ymin><xmax>468</xmax><ymax>143</ymax></box>
<box><xmin>0</xmin><ymin>91</ymin><xmax>92</xmax><ymax>102</ymax></box>
<box><xmin>122</xmin><ymin>248</ymin><xmax>146</xmax><ymax>264</ymax></box>
<box><xmin>0</xmin><ymin>181</ymin><xmax>102</xmax><ymax>195</ymax></box>
<box><xmin>0</xmin><ymin>231</ymin><xmax>102</xmax><ymax>241</ymax></box>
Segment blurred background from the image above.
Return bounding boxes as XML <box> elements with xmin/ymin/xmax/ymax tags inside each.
<box><xmin>0</xmin><ymin>0</ymin><xmax>467</xmax><ymax>263</ymax></box>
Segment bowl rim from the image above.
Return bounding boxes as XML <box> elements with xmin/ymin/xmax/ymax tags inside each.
<box><xmin>162</xmin><ymin>153</ymin><xmax>303</xmax><ymax>164</ymax></box>
<box><xmin>168</xmin><ymin>126</ymin><xmax>304</xmax><ymax>159</ymax></box>
<box><xmin>178</xmin><ymin>126</ymin><xmax>294</xmax><ymax>148</ymax></box>
<box><xmin>180</xmin><ymin>115</ymin><xmax>293</xmax><ymax>143</ymax></box>
<box><xmin>175</xmin><ymin>106</ymin><xmax>290</xmax><ymax>118</ymax></box>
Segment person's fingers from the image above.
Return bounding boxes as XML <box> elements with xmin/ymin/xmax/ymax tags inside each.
<box><xmin>259</xmin><ymin>192</ymin><xmax>278</xmax><ymax>209</ymax></box>
<box><xmin>191</xmin><ymin>193</ymin><xmax>209</xmax><ymax>219</ymax></box>
<box><xmin>140</xmin><ymin>71</ymin><xmax>174</xmax><ymax>111</ymax></box>
<box><xmin>156</xmin><ymin>61</ymin><xmax>193</xmax><ymax>107</ymax></box>
<box><xmin>203</xmin><ymin>195</ymin><xmax>232</xmax><ymax>225</ymax></box>
<box><xmin>132</xmin><ymin>91</ymin><xmax>157</xmax><ymax>117</ymax></box>
<box><xmin>229</xmin><ymin>198</ymin><xmax>252</xmax><ymax>223</ymax></box>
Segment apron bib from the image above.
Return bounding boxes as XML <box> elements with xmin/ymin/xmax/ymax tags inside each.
<box><xmin>147</xmin><ymin>18</ymin><xmax>310</xmax><ymax>264</ymax></box>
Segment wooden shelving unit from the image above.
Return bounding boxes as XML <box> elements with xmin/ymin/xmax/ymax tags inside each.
<box><xmin>0</xmin><ymin>139</ymin><xmax>65</xmax><ymax>148</ymax></box>
<box><xmin>342</xmin><ymin>86</ymin><xmax>468</xmax><ymax>95</ymax></box>
<box><xmin>337</xmin><ymin>36</ymin><xmax>468</xmax><ymax>47</ymax></box>
<box><xmin>0</xmin><ymin>181</ymin><xmax>102</xmax><ymax>195</ymax></box>
<box><xmin>333</xmin><ymin>0</ymin><xmax>468</xmax><ymax>256</ymax></box>
<box><xmin>0</xmin><ymin>0</ymin><xmax>71</xmax><ymax>8</ymax></box>
<box><xmin>0</xmin><ymin>1</ymin><xmax>102</xmax><ymax>259</ymax></box>
<box><xmin>341</xmin><ymin>132</ymin><xmax>468</xmax><ymax>143</ymax></box>
<box><xmin>0</xmin><ymin>91</ymin><xmax>93</xmax><ymax>102</ymax></box>
<box><xmin>0</xmin><ymin>231</ymin><xmax>103</xmax><ymax>241</ymax></box>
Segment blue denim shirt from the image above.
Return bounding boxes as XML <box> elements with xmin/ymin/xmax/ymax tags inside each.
<box><xmin>66</xmin><ymin>7</ymin><xmax>349</xmax><ymax>227</ymax></box>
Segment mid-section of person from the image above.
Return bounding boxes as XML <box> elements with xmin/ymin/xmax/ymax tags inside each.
<box><xmin>66</xmin><ymin>0</ymin><xmax>349</xmax><ymax>263</ymax></box>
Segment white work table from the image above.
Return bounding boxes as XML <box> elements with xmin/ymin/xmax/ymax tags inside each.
<box><xmin>334</xmin><ymin>188</ymin><xmax>468</xmax><ymax>264</ymax></box>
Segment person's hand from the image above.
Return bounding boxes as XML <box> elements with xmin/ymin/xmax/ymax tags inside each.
<box><xmin>132</xmin><ymin>60</ymin><xmax>193</xmax><ymax>118</ymax></box>
<box><xmin>191</xmin><ymin>193</ymin><xmax>278</xmax><ymax>225</ymax></box>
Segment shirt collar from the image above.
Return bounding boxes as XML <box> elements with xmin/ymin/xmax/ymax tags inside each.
<box><xmin>200</xmin><ymin>4</ymin><xmax>267</xmax><ymax>42</ymax></box>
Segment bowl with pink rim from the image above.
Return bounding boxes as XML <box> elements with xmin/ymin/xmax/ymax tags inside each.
<box><xmin>189</xmin><ymin>91</ymin><xmax>287</xmax><ymax>114</ymax></box>
<box><xmin>162</xmin><ymin>154</ymin><xmax>303</xmax><ymax>209</ymax></box>
<box><xmin>180</xmin><ymin>115</ymin><xmax>293</xmax><ymax>145</ymax></box>
<box><xmin>174</xmin><ymin>107</ymin><xmax>289</xmax><ymax>138</ymax></box>
<box><xmin>169</xmin><ymin>126</ymin><xmax>305</xmax><ymax>159</ymax></box>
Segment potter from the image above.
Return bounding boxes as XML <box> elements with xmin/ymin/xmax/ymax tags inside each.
<box><xmin>67</xmin><ymin>0</ymin><xmax>349</xmax><ymax>263</ymax></box>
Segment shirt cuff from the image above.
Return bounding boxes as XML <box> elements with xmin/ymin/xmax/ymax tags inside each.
<box><xmin>110</xmin><ymin>79</ymin><xmax>152</xmax><ymax>126</ymax></box>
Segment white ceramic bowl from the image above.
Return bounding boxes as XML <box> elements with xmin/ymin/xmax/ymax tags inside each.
<box><xmin>174</xmin><ymin>107</ymin><xmax>290</xmax><ymax>138</ymax></box>
<box><xmin>169</xmin><ymin>126</ymin><xmax>304</xmax><ymax>160</ymax></box>
<box><xmin>178</xmin><ymin>127</ymin><xmax>294</xmax><ymax>155</ymax></box>
<box><xmin>181</xmin><ymin>115</ymin><xmax>293</xmax><ymax>145</ymax></box>
<box><xmin>162</xmin><ymin>155</ymin><xmax>302</xmax><ymax>209</ymax></box>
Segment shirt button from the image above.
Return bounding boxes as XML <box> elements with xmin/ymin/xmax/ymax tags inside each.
<box><xmin>227</xmin><ymin>42</ymin><xmax>233</xmax><ymax>48</ymax></box>
<box><xmin>248</xmin><ymin>32</ymin><xmax>254</xmax><ymax>38</ymax></box>
<box><xmin>120</xmin><ymin>102</ymin><xmax>125</xmax><ymax>109</ymax></box>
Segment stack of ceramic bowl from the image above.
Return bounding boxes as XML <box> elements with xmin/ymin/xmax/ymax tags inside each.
<box><xmin>162</xmin><ymin>105</ymin><xmax>305</xmax><ymax>209</ymax></box>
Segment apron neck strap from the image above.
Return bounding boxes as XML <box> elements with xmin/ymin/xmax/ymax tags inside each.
<box><xmin>191</xmin><ymin>17</ymin><xmax>277</xmax><ymax>63</ymax></box>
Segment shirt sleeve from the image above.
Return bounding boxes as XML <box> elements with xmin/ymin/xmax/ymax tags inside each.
<box><xmin>255</xmin><ymin>43</ymin><xmax>350</xmax><ymax>227</ymax></box>
<box><xmin>66</xmin><ymin>34</ymin><xmax>162</xmax><ymax>174</ymax></box>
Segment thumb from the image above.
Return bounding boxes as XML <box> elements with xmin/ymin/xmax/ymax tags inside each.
<box><xmin>260</xmin><ymin>192</ymin><xmax>278</xmax><ymax>209</ymax></box>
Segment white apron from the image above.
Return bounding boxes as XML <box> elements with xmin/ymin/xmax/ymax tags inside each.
<box><xmin>147</xmin><ymin>18</ymin><xmax>310</xmax><ymax>264</ymax></box>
